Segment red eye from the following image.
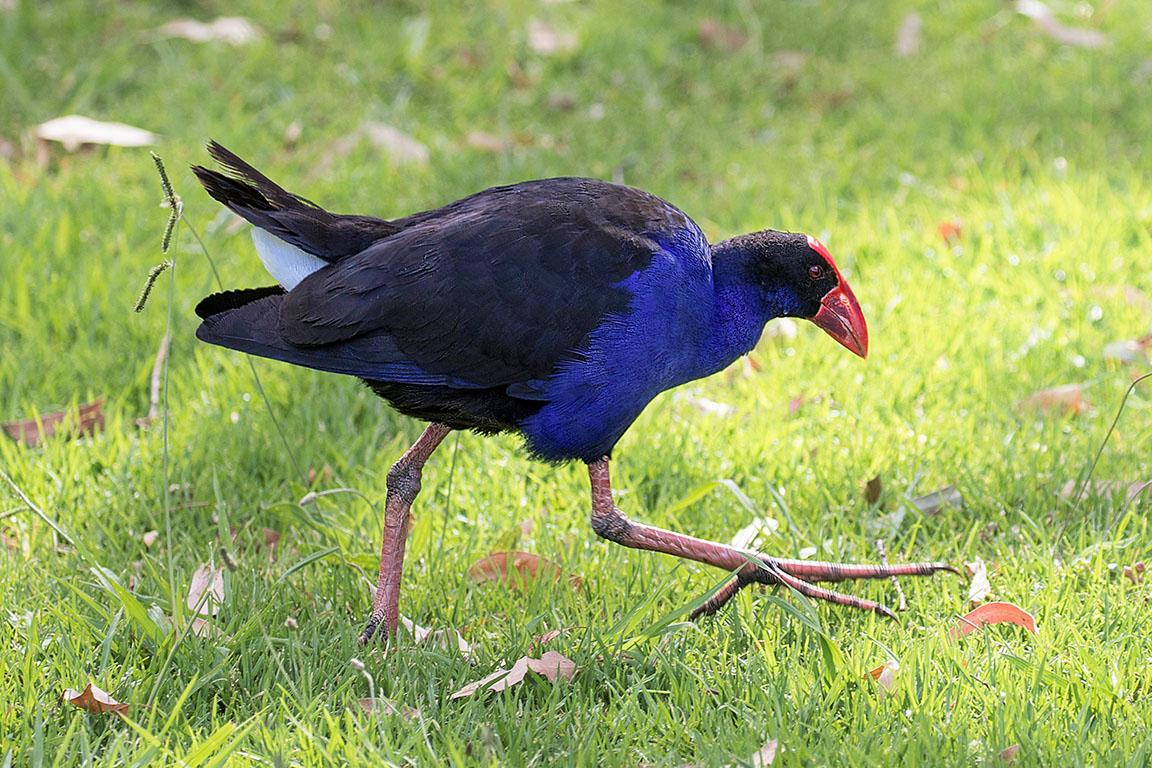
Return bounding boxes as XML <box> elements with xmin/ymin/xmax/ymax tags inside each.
<box><xmin>808</xmin><ymin>265</ymin><xmax>824</xmax><ymax>280</ymax></box>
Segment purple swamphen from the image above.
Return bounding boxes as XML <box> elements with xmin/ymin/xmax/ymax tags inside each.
<box><xmin>192</xmin><ymin>142</ymin><xmax>954</xmax><ymax>642</ymax></box>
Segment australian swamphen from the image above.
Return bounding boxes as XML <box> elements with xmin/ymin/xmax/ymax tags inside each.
<box><xmin>192</xmin><ymin>142</ymin><xmax>954</xmax><ymax>642</ymax></box>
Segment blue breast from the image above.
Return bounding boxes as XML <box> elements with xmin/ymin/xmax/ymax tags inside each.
<box><xmin>517</xmin><ymin>228</ymin><xmax>750</xmax><ymax>462</ymax></box>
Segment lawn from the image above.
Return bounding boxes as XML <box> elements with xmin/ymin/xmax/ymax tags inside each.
<box><xmin>2</xmin><ymin>0</ymin><xmax>1151</xmax><ymax>765</ymax></box>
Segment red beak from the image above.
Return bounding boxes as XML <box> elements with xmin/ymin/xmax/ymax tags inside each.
<box><xmin>810</xmin><ymin>281</ymin><xmax>868</xmax><ymax>358</ymax></box>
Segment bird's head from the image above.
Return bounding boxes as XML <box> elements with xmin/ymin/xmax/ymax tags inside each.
<box><xmin>732</xmin><ymin>230</ymin><xmax>869</xmax><ymax>358</ymax></box>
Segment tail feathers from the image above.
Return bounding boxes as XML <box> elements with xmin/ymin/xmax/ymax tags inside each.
<box><xmin>195</xmin><ymin>291</ymin><xmax>478</xmax><ymax>388</ymax></box>
<box><xmin>191</xmin><ymin>140</ymin><xmax>401</xmax><ymax>262</ymax></box>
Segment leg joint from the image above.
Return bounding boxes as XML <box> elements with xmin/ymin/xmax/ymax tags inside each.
<box><xmin>591</xmin><ymin>506</ymin><xmax>633</xmax><ymax>541</ymax></box>
<box><xmin>386</xmin><ymin>458</ymin><xmax>422</xmax><ymax>501</ymax></box>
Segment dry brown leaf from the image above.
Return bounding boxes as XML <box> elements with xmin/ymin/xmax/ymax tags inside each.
<box><xmin>466</xmin><ymin>131</ymin><xmax>508</xmax><ymax>153</ymax></box>
<box><xmin>1057</xmin><ymin>472</ymin><xmax>1139</xmax><ymax>500</ymax></box>
<box><xmin>529</xmin><ymin>628</ymin><xmax>565</xmax><ymax>652</ymax></box>
<box><xmin>912</xmin><ymin>485</ymin><xmax>963</xmax><ymax>515</ymax></box>
<box><xmin>1103</xmin><ymin>335</ymin><xmax>1152</xmax><ymax>363</ymax></box>
<box><xmin>527</xmin><ymin>19</ymin><xmax>577</xmax><ymax>56</ymax></box>
<box><xmin>966</xmin><ymin>558</ymin><xmax>991</xmax><ymax>604</ymax></box>
<box><xmin>937</xmin><ymin>219</ymin><xmax>962</xmax><ymax>243</ymax></box>
<box><xmin>468</xmin><ymin>551</ymin><xmax>582</xmax><ymax>590</ymax></box>
<box><xmin>262</xmin><ymin>527</ymin><xmax>281</xmax><ymax>552</ymax></box>
<box><xmin>35</xmin><ymin>116</ymin><xmax>157</xmax><ymax>152</ymax></box>
<box><xmin>894</xmin><ymin>12</ymin><xmax>922</xmax><ymax>57</ymax></box>
<box><xmin>314</xmin><ymin>123</ymin><xmax>428</xmax><ymax>175</ymax></box>
<box><xmin>1000</xmin><ymin>744</ymin><xmax>1021</xmax><ymax>763</ymax></box>
<box><xmin>158</xmin><ymin>17</ymin><xmax>263</xmax><ymax>45</ymax></box>
<box><xmin>697</xmin><ymin>19</ymin><xmax>748</xmax><ymax>52</ymax></box>
<box><xmin>186</xmin><ymin>564</ymin><xmax>224</xmax><ymax>616</ymax></box>
<box><xmin>399</xmin><ymin>615</ymin><xmax>471</xmax><ymax>657</ymax></box>
<box><xmin>1015</xmin><ymin>0</ymin><xmax>1110</xmax><ymax>48</ymax></box>
<box><xmin>354</xmin><ymin>697</ymin><xmax>421</xmax><ymax>719</ymax></box>
<box><xmin>1019</xmin><ymin>384</ymin><xmax>1089</xmax><ymax>416</ymax></box>
<box><xmin>525</xmin><ymin>650</ymin><xmax>576</xmax><ymax>683</ymax></box>
<box><xmin>949</xmin><ymin>601</ymin><xmax>1037</xmax><ymax>640</ymax></box>
<box><xmin>61</xmin><ymin>683</ymin><xmax>127</xmax><ymax>715</ymax></box>
<box><xmin>449</xmin><ymin>651</ymin><xmax>576</xmax><ymax>699</ymax></box>
<box><xmin>747</xmin><ymin>738</ymin><xmax>778</xmax><ymax>767</ymax></box>
<box><xmin>867</xmin><ymin>660</ymin><xmax>900</xmax><ymax>696</ymax></box>
<box><xmin>142</xmin><ymin>530</ymin><xmax>159</xmax><ymax>549</ymax></box>
<box><xmin>2</xmin><ymin>399</ymin><xmax>105</xmax><ymax>447</ymax></box>
<box><xmin>863</xmin><ymin>475</ymin><xmax>883</xmax><ymax>505</ymax></box>
<box><xmin>189</xmin><ymin>617</ymin><xmax>224</xmax><ymax>638</ymax></box>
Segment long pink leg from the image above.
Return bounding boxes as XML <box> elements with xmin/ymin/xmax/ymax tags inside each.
<box><xmin>587</xmin><ymin>458</ymin><xmax>957</xmax><ymax>619</ymax></box>
<box><xmin>359</xmin><ymin>423</ymin><xmax>451</xmax><ymax>643</ymax></box>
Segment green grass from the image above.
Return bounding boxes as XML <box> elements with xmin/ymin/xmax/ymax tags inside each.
<box><xmin>2</xmin><ymin>0</ymin><xmax>1151</xmax><ymax>764</ymax></box>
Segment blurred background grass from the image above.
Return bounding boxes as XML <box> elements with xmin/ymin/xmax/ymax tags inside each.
<box><xmin>1</xmin><ymin>1</ymin><xmax>1151</xmax><ymax>765</ymax></box>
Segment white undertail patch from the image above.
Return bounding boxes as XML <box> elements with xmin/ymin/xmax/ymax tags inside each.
<box><xmin>251</xmin><ymin>227</ymin><xmax>327</xmax><ymax>290</ymax></box>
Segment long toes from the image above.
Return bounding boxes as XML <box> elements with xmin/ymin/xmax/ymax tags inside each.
<box><xmin>764</xmin><ymin>556</ymin><xmax>962</xmax><ymax>583</ymax></box>
<box><xmin>767</xmin><ymin>565</ymin><xmax>899</xmax><ymax>619</ymax></box>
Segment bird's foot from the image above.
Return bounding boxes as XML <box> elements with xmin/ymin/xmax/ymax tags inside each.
<box><xmin>689</xmin><ymin>555</ymin><xmax>960</xmax><ymax>620</ymax></box>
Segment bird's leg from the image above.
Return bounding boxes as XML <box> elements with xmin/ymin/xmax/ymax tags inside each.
<box><xmin>359</xmin><ymin>423</ymin><xmax>452</xmax><ymax>644</ymax></box>
<box><xmin>587</xmin><ymin>458</ymin><xmax>957</xmax><ymax>619</ymax></box>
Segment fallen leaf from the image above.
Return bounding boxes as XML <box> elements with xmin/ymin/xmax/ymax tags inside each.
<box><xmin>142</xmin><ymin>530</ymin><xmax>159</xmax><ymax>549</ymax></box>
<box><xmin>867</xmin><ymin>660</ymin><xmax>900</xmax><ymax>696</ymax></box>
<box><xmin>894</xmin><ymin>12</ymin><xmax>922</xmax><ymax>57</ymax></box>
<box><xmin>1019</xmin><ymin>384</ymin><xmax>1089</xmax><ymax>416</ymax></box>
<box><xmin>937</xmin><ymin>219</ymin><xmax>962</xmax><ymax>243</ymax></box>
<box><xmin>1103</xmin><ymin>335</ymin><xmax>1151</xmax><ymax>363</ymax></box>
<box><xmin>465</xmin><ymin>131</ymin><xmax>508</xmax><ymax>153</ymax></box>
<box><xmin>676</xmin><ymin>392</ymin><xmax>735</xmax><ymax>417</ymax></box>
<box><xmin>1059</xmin><ymin>479</ymin><xmax>1151</xmax><ymax>503</ymax></box>
<box><xmin>729</xmin><ymin>517</ymin><xmax>779</xmax><ymax>550</ymax></box>
<box><xmin>949</xmin><ymin>601</ymin><xmax>1037</xmax><ymax>640</ymax></box>
<box><xmin>529</xmin><ymin>628</ymin><xmax>566</xmax><ymax>652</ymax></box>
<box><xmin>2</xmin><ymin>399</ymin><xmax>105</xmax><ymax>447</ymax></box>
<box><xmin>912</xmin><ymin>485</ymin><xmax>963</xmax><ymax>515</ymax></box>
<box><xmin>262</xmin><ymin>527</ymin><xmax>281</xmax><ymax>553</ymax></box>
<box><xmin>399</xmin><ymin>615</ymin><xmax>471</xmax><ymax>657</ymax></box>
<box><xmin>189</xmin><ymin>617</ymin><xmax>223</xmax><ymax>638</ymax></box>
<box><xmin>157</xmin><ymin>16</ymin><xmax>263</xmax><ymax>45</ymax></box>
<box><xmin>314</xmin><ymin>122</ymin><xmax>428</xmax><ymax>175</ymax></box>
<box><xmin>526</xmin><ymin>19</ymin><xmax>577</xmax><ymax>56</ymax></box>
<box><xmin>61</xmin><ymin>683</ymin><xmax>127</xmax><ymax>715</ymax></box>
<box><xmin>1015</xmin><ymin>0</ymin><xmax>1110</xmax><ymax>48</ymax></box>
<box><xmin>863</xmin><ymin>475</ymin><xmax>883</xmax><ymax>505</ymax></box>
<box><xmin>35</xmin><ymin>116</ymin><xmax>157</xmax><ymax>152</ymax></box>
<box><xmin>744</xmin><ymin>739</ymin><xmax>778</xmax><ymax>767</ymax></box>
<box><xmin>1000</xmin><ymin>744</ymin><xmax>1021</xmax><ymax>763</ymax></box>
<box><xmin>449</xmin><ymin>651</ymin><xmax>577</xmax><ymax>699</ymax></box>
<box><xmin>697</xmin><ymin>19</ymin><xmax>748</xmax><ymax>52</ymax></box>
<box><xmin>186</xmin><ymin>564</ymin><xmax>224</xmax><ymax>616</ymax></box>
<box><xmin>354</xmin><ymin>697</ymin><xmax>421</xmax><ymax>719</ymax></box>
<box><xmin>966</xmin><ymin>558</ymin><xmax>991</xmax><ymax>604</ymax></box>
<box><xmin>468</xmin><ymin>551</ymin><xmax>582</xmax><ymax>589</ymax></box>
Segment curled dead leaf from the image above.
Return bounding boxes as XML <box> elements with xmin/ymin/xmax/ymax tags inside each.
<box><xmin>158</xmin><ymin>17</ymin><xmax>263</xmax><ymax>45</ymax></box>
<box><xmin>937</xmin><ymin>219</ymin><xmax>962</xmax><ymax>243</ymax></box>
<box><xmin>863</xmin><ymin>474</ymin><xmax>883</xmax><ymax>505</ymax></box>
<box><xmin>912</xmin><ymin>485</ymin><xmax>963</xmax><ymax>515</ymax></box>
<box><xmin>2</xmin><ymin>399</ymin><xmax>105</xmax><ymax>447</ymax></box>
<box><xmin>966</xmin><ymin>558</ymin><xmax>991</xmax><ymax>604</ymax></box>
<box><xmin>186</xmin><ymin>564</ymin><xmax>224</xmax><ymax>616</ymax></box>
<box><xmin>399</xmin><ymin>615</ymin><xmax>471</xmax><ymax>658</ymax></box>
<box><xmin>468</xmin><ymin>551</ymin><xmax>582</xmax><ymax>590</ymax></box>
<box><xmin>142</xmin><ymin>530</ymin><xmax>159</xmax><ymax>549</ymax></box>
<box><xmin>449</xmin><ymin>650</ymin><xmax>576</xmax><ymax>699</ymax></box>
<box><xmin>1059</xmin><ymin>479</ymin><xmax>1150</xmax><ymax>503</ymax></box>
<box><xmin>894</xmin><ymin>12</ymin><xmax>922</xmax><ymax>57</ymax></box>
<box><xmin>354</xmin><ymin>697</ymin><xmax>421</xmax><ymax>719</ymax></box>
<box><xmin>949</xmin><ymin>601</ymin><xmax>1037</xmax><ymax>640</ymax></box>
<box><xmin>744</xmin><ymin>738</ymin><xmax>778</xmax><ymax>767</ymax></box>
<box><xmin>1019</xmin><ymin>384</ymin><xmax>1089</xmax><ymax>416</ymax></box>
<box><xmin>1000</xmin><ymin>744</ymin><xmax>1021</xmax><ymax>763</ymax></box>
<box><xmin>526</xmin><ymin>19</ymin><xmax>577</xmax><ymax>56</ymax></box>
<box><xmin>867</xmin><ymin>660</ymin><xmax>900</xmax><ymax>696</ymax></box>
<box><xmin>62</xmin><ymin>683</ymin><xmax>127</xmax><ymax>715</ymax></box>
<box><xmin>697</xmin><ymin>19</ymin><xmax>748</xmax><ymax>52</ymax></box>
<box><xmin>35</xmin><ymin>117</ymin><xmax>156</xmax><ymax>152</ymax></box>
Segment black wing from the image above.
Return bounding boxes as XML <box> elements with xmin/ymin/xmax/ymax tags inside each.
<box><xmin>276</xmin><ymin>179</ymin><xmax>692</xmax><ymax>388</ymax></box>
